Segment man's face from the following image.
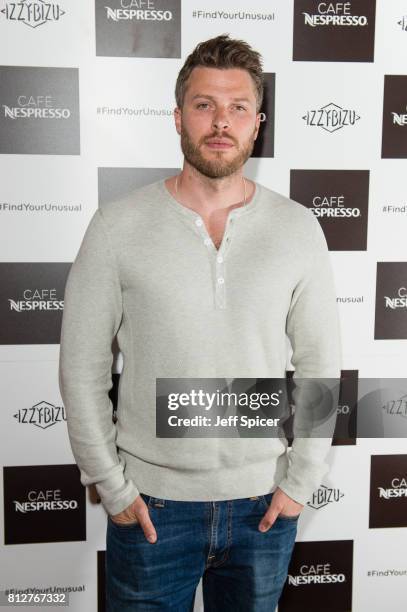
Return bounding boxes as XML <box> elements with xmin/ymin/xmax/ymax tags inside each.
<box><xmin>174</xmin><ymin>66</ymin><xmax>261</xmax><ymax>179</ymax></box>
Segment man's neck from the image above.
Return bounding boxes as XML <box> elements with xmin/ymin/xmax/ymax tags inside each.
<box><xmin>165</xmin><ymin>167</ymin><xmax>255</xmax><ymax>216</ymax></box>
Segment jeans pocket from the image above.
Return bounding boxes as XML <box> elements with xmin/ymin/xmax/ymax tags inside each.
<box><xmin>277</xmin><ymin>512</ymin><xmax>301</xmax><ymax>521</ymax></box>
<box><xmin>260</xmin><ymin>494</ymin><xmax>301</xmax><ymax>520</ymax></box>
<box><xmin>260</xmin><ymin>493</ymin><xmax>273</xmax><ymax>512</ymax></box>
<box><xmin>108</xmin><ymin>515</ymin><xmax>140</xmax><ymax>528</ymax></box>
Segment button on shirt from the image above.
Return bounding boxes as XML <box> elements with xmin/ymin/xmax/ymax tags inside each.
<box><xmin>59</xmin><ymin>178</ymin><xmax>342</xmax><ymax>516</ymax></box>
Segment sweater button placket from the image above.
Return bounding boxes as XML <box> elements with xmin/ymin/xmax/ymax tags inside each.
<box><xmin>194</xmin><ymin>214</ymin><xmax>229</xmax><ymax>310</ymax></box>
<box><xmin>215</xmin><ymin>242</ymin><xmax>227</xmax><ymax>309</ymax></box>
<box><xmin>215</xmin><ymin>271</ymin><xmax>226</xmax><ymax>309</ymax></box>
<box><xmin>214</xmin><ymin>216</ymin><xmax>236</xmax><ymax>310</ymax></box>
<box><xmin>196</xmin><ymin>216</ymin><xmax>215</xmax><ymax>253</ymax></box>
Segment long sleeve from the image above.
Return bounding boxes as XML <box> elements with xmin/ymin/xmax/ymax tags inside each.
<box><xmin>277</xmin><ymin>216</ymin><xmax>342</xmax><ymax>505</ymax></box>
<box><xmin>58</xmin><ymin>208</ymin><xmax>140</xmax><ymax>516</ymax></box>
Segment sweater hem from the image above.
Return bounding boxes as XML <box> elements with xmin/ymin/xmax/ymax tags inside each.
<box><xmin>120</xmin><ymin>449</ymin><xmax>290</xmax><ymax>501</ymax></box>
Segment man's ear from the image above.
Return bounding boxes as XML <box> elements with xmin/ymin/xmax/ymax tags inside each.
<box><xmin>174</xmin><ymin>107</ymin><xmax>182</xmax><ymax>135</ymax></box>
<box><xmin>253</xmin><ymin>113</ymin><xmax>261</xmax><ymax>140</ymax></box>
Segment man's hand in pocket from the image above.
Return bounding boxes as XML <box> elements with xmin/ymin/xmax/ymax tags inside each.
<box><xmin>258</xmin><ymin>487</ymin><xmax>304</xmax><ymax>532</ymax></box>
<box><xmin>110</xmin><ymin>495</ymin><xmax>157</xmax><ymax>543</ymax></box>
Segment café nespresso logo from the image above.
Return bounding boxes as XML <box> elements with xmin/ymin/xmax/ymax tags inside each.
<box><xmin>378</xmin><ymin>477</ymin><xmax>407</xmax><ymax>500</ymax></box>
<box><xmin>3</xmin><ymin>465</ymin><xmax>86</xmax><ymax>544</ymax></box>
<box><xmin>288</xmin><ymin>563</ymin><xmax>346</xmax><ymax>586</ymax></box>
<box><xmin>370</xmin><ymin>455</ymin><xmax>407</xmax><ymax>528</ymax></box>
<box><xmin>392</xmin><ymin>104</ymin><xmax>407</xmax><ymax>126</ymax></box>
<box><xmin>293</xmin><ymin>0</ymin><xmax>375</xmax><ymax>63</ymax></box>
<box><xmin>3</xmin><ymin>94</ymin><xmax>71</xmax><ymax>120</ymax></box>
<box><xmin>105</xmin><ymin>0</ymin><xmax>173</xmax><ymax>21</ymax></box>
<box><xmin>302</xmin><ymin>102</ymin><xmax>360</xmax><ymax>132</ymax></box>
<box><xmin>302</xmin><ymin>3</ymin><xmax>368</xmax><ymax>27</ymax></box>
<box><xmin>374</xmin><ymin>263</ymin><xmax>407</xmax><ymax>339</ymax></box>
<box><xmin>0</xmin><ymin>0</ymin><xmax>66</xmax><ymax>28</ymax></box>
<box><xmin>13</xmin><ymin>489</ymin><xmax>78</xmax><ymax>513</ymax></box>
<box><xmin>290</xmin><ymin>169</ymin><xmax>369</xmax><ymax>251</ymax></box>
<box><xmin>310</xmin><ymin>193</ymin><xmax>361</xmax><ymax>218</ymax></box>
<box><xmin>382</xmin><ymin>76</ymin><xmax>407</xmax><ymax>158</ymax></box>
<box><xmin>384</xmin><ymin>286</ymin><xmax>407</xmax><ymax>309</ymax></box>
<box><xmin>8</xmin><ymin>288</ymin><xmax>63</xmax><ymax>312</ymax></box>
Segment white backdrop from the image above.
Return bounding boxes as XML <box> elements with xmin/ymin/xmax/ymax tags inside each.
<box><xmin>1</xmin><ymin>1</ymin><xmax>407</xmax><ymax>611</ymax></box>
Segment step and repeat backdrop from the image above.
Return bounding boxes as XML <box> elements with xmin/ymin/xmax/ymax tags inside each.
<box><xmin>1</xmin><ymin>1</ymin><xmax>407</xmax><ymax>611</ymax></box>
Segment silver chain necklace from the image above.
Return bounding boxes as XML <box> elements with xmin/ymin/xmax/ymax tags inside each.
<box><xmin>174</xmin><ymin>174</ymin><xmax>247</xmax><ymax>208</ymax></box>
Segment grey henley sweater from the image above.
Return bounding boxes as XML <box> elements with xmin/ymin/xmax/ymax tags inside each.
<box><xmin>58</xmin><ymin>178</ymin><xmax>342</xmax><ymax>516</ymax></box>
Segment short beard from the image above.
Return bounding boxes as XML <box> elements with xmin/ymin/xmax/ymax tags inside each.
<box><xmin>180</xmin><ymin>125</ymin><xmax>257</xmax><ymax>179</ymax></box>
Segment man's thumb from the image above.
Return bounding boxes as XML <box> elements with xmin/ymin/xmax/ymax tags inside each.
<box><xmin>139</xmin><ymin>511</ymin><xmax>157</xmax><ymax>543</ymax></box>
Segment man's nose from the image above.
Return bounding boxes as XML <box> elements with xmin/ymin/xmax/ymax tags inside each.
<box><xmin>212</xmin><ymin>109</ymin><xmax>230</xmax><ymax>130</ymax></box>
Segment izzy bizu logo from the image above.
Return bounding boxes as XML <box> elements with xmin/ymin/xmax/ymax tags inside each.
<box><xmin>302</xmin><ymin>3</ymin><xmax>368</xmax><ymax>28</ymax></box>
<box><xmin>382</xmin><ymin>395</ymin><xmax>407</xmax><ymax>419</ymax></box>
<box><xmin>8</xmin><ymin>288</ymin><xmax>64</xmax><ymax>312</ymax></box>
<box><xmin>378</xmin><ymin>477</ymin><xmax>407</xmax><ymax>499</ymax></box>
<box><xmin>105</xmin><ymin>0</ymin><xmax>173</xmax><ymax>22</ymax></box>
<box><xmin>310</xmin><ymin>193</ymin><xmax>361</xmax><ymax>218</ymax></box>
<box><xmin>302</xmin><ymin>102</ymin><xmax>360</xmax><ymax>132</ymax></box>
<box><xmin>397</xmin><ymin>16</ymin><xmax>407</xmax><ymax>32</ymax></box>
<box><xmin>288</xmin><ymin>563</ymin><xmax>346</xmax><ymax>586</ymax></box>
<box><xmin>384</xmin><ymin>286</ymin><xmax>407</xmax><ymax>309</ymax></box>
<box><xmin>307</xmin><ymin>485</ymin><xmax>345</xmax><ymax>510</ymax></box>
<box><xmin>13</xmin><ymin>401</ymin><xmax>66</xmax><ymax>429</ymax></box>
<box><xmin>13</xmin><ymin>489</ymin><xmax>78</xmax><ymax>513</ymax></box>
<box><xmin>392</xmin><ymin>104</ymin><xmax>407</xmax><ymax>126</ymax></box>
<box><xmin>0</xmin><ymin>1</ymin><xmax>66</xmax><ymax>28</ymax></box>
<box><xmin>3</xmin><ymin>94</ymin><xmax>71</xmax><ymax>120</ymax></box>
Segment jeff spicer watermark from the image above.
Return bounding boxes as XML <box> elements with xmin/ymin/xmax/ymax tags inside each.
<box><xmin>156</xmin><ymin>378</ymin><xmax>407</xmax><ymax>439</ymax></box>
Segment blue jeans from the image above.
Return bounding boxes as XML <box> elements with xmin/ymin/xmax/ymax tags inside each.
<box><xmin>105</xmin><ymin>491</ymin><xmax>299</xmax><ymax>611</ymax></box>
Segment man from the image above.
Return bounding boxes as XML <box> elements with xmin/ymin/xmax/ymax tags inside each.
<box><xmin>59</xmin><ymin>34</ymin><xmax>342</xmax><ymax>611</ymax></box>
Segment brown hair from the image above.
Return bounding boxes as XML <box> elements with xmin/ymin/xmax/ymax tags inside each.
<box><xmin>175</xmin><ymin>34</ymin><xmax>264</xmax><ymax>113</ymax></box>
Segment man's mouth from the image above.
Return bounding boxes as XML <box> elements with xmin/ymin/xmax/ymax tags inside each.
<box><xmin>205</xmin><ymin>139</ymin><xmax>234</xmax><ymax>149</ymax></box>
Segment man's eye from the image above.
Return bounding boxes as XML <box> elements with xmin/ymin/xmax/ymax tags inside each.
<box><xmin>196</xmin><ymin>103</ymin><xmax>246</xmax><ymax>111</ymax></box>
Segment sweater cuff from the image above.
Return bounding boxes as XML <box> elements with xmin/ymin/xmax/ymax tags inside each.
<box><xmin>275</xmin><ymin>438</ymin><xmax>333</xmax><ymax>506</ymax></box>
<box><xmin>95</xmin><ymin>475</ymin><xmax>140</xmax><ymax>516</ymax></box>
